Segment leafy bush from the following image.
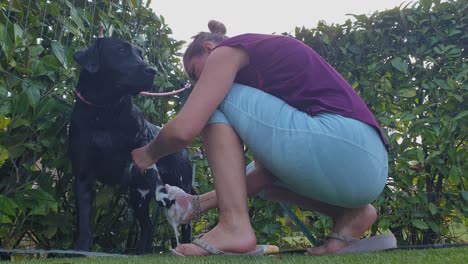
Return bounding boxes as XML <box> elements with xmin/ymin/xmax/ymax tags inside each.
<box><xmin>295</xmin><ymin>0</ymin><xmax>467</xmax><ymax>245</ymax></box>
<box><xmin>0</xmin><ymin>0</ymin><xmax>186</xmax><ymax>252</ymax></box>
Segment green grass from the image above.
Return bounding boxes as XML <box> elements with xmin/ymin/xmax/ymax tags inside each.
<box><xmin>9</xmin><ymin>246</ymin><xmax>468</xmax><ymax>264</ymax></box>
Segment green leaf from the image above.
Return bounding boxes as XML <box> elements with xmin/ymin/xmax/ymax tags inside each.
<box><xmin>379</xmin><ymin>77</ymin><xmax>392</xmax><ymax>91</ymax></box>
<box><xmin>41</xmin><ymin>54</ymin><xmax>61</xmax><ymax>70</ymax></box>
<box><xmin>0</xmin><ymin>116</ymin><xmax>11</xmax><ymax>129</ymax></box>
<box><xmin>48</xmin><ymin>2</ymin><xmax>61</xmax><ymax>16</ymax></box>
<box><xmin>21</xmin><ymin>80</ymin><xmax>41</xmax><ymax>109</ymax></box>
<box><xmin>399</xmin><ymin>88</ymin><xmax>417</xmax><ymax>98</ymax></box>
<box><xmin>428</xmin><ymin>203</ymin><xmax>438</xmax><ymax>215</ymax></box>
<box><xmin>10</xmin><ymin>118</ymin><xmax>30</xmax><ymax>129</ymax></box>
<box><xmin>461</xmin><ymin>192</ymin><xmax>468</xmax><ymax>201</ymax></box>
<box><xmin>31</xmin><ymin>60</ymin><xmax>48</xmax><ymax>76</ymax></box>
<box><xmin>446</xmin><ymin>47</ymin><xmax>461</xmax><ymax>57</ymax></box>
<box><xmin>6</xmin><ymin>143</ymin><xmax>25</xmax><ymax>159</ymax></box>
<box><xmin>433</xmin><ymin>45</ymin><xmax>443</xmax><ymax>54</ymax></box>
<box><xmin>0</xmin><ymin>215</ymin><xmax>12</xmax><ymax>224</ymax></box>
<box><xmin>426</xmin><ymin>220</ymin><xmax>441</xmax><ymax>233</ymax></box>
<box><xmin>51</xmin><ymin>41</ymin><xmax>68</xmax><ymax>69</ymax></box>
<box><xmin>0</xmin><ymin>23</ymin><xmax>14</xmax><ymax>58</ymax></box>
<box><xmin>377</xmin><ymin>218</ymin><xmax>390</xmax><ymax>229</ymax></box>
<box><xmin>43</xmin><ymin>226</ymin><xmax>58</xmax><ymax>239</ymax></box>
<box><xmin>0</xmin><ymin>144</ymin><xmax>9</xmax><ymax>168</ymax></box>
<box><xmin>448</xmin><ymin>28</ymin><xmax>463</xmax><ymax>37</ymax></box>
<box><xmin>433</xmin><ymin>79</ymin><xmax>448</xmax><ymax>89</ymax></box>
<box><xmin>448</xmin><ymin>166</ymin><xmax>461</xmax><ymax>185</ymax></box>
<box><xmin>0</xmin><ymin>83</ymin><xmax>7</xmax><ymax>97</ymax></box>
<box><xmin>0</xmin><ymin>194</ymin><xmax>18</xmax><ymax>216</ymax></box>
<box><xmin>451</xmin><ymin>94</ymin><xmax>463</xmax><ymax>102</ymax></box>
<box><xmin>71</xmin><ymin>7</ymin><xmax>84</xmax><ymax>30</ymax></box>
<box><xmin>23</xmin><ymin>142</ymin><xmax>42</xmax><ymax>152</ymax></box>
<box><xmin>401</xmin><ymin>111</ymin><xmax>417</xmax><ymax>121</ymax></box>
<box><xmin>417</xmin><ymin>149</ymin><xmax>425</xmax><ymax>163</ymax></box>
<box><xmin>455</xmin><ymin>67</ymin><xmax>468</xmax><ymax>81</ymax></box>
<box><xmin>391</xmin><ymin>57</ymin><xmax>408</xmax><ymax>73</ymax></box>
<box><xmin>29</xmin><ymin>45</ymin><xmax>45</xmax><ymax>57</ymax></box>
<box><xmin>453</xmin><ymin>110</ymin><xmax>468</xmax><ymax>121</ymax></box>
<box><xmin>35</xmin><ymin>97</ymin><xmax>55</xmax><ymax>118</ymax></box>
<box><xmin>420</xmin><ymin>0</ymin><xmax>432</xmax><ymax>11</ymax></box>
<box><xmin>19</xmin><ymin>190</ymin><xmax>58</xmax><ymax>216</ymax></box>
<box><xmin>260</xmin><ymin>222</ymin><xmax>282</xmax><ymax>234</ymax></box>
<box><xmin>13</xmin><ymin>23</ymin><xmax>23</xmax><ymax>46</ymax></box>
<box><xmin>411</xmin><ymin>219</ymin><xmax>429</xmax><ymax>230</ymax></box>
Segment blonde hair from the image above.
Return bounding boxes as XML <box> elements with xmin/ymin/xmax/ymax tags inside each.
<box><xmin>183</xmin><ymin>20</ymin><xmax>228</xmax><ymax>71</ymax></box>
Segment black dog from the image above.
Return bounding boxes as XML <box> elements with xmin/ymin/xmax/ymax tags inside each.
<box><xmin>69</xmin><ymin>37</ymin><xmax>193</xmax><ymax>254</ymax></box>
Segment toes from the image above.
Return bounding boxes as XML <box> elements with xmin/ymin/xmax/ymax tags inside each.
<box><xmin>175</xmin><ymin>243</ymin><xmax>208</xmax><ymax>256</ymax></box>
<box><xmin>306</xmin><ymin>239</ymin><xmax>352</xmax><ymax>256</ymax></box>
<box><xmin>306</xmin><ymin>247</ymin><xmax>329</xmax><ymax>256</ymax></box>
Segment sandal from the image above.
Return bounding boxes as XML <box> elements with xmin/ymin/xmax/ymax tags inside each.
<box><xmin>171</xmin><ymin>238</ymin><xmax>278</xmax><ymax>256</ymax></box>
<box><xmin>322</xmin><ymin>232</ymin><xmax>397</xmax><ymax>254</ymax></box>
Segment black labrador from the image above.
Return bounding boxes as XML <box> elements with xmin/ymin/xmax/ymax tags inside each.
<box><xmin>69</xmin><ymin>37</ymin><xmax>193</xmax><ymax>254</ymax></box>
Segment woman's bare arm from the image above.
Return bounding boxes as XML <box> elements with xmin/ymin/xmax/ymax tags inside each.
<box><xmin>132</xmin><ymin>46</ymin><xmax>249</xmax><ymax>170</ymax></box>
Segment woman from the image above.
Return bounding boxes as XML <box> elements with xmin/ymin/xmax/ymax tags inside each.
<box><xmin>131</xmin><ymin>20</ymin><xmax>395</xmax><ymax>256</ymax></box>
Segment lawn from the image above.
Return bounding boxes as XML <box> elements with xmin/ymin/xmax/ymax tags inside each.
<box><xmin>8</xmin><ymin>246</ymin><xmax>468</xmax><ymax>264</ymax></box>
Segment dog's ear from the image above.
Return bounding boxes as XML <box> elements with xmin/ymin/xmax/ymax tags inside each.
<box><xmin>73</xmin><ymin>39</ymin><xmax>101</xmax><ymax>73</ymax></box>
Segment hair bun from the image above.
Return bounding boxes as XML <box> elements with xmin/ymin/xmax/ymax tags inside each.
<box><xmin>208</xmin><ymin>20</ymin><xmax>227</xmax><ymax>35</ymax></box>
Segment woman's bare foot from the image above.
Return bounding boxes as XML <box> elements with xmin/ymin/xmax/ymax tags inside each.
<box><xmin>306</xmin><ymin>204</ymin><xmax>377</xmax><ymax>255</ymax></box>
<box><xmin>173</xmin><ymin>221</ymin><xmax>257</xmax><ymax>256</ymax></box>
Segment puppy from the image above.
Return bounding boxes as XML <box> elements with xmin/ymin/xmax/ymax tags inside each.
<box><xmin>69</xmin><ymin>37</ymin><xmax>194</xmax><ymax>254</ymax></box>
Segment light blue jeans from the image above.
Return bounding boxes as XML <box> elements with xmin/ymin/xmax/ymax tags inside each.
<box><xmin>207</xmin><ymin>83</ymin><xmax>388</xmax><ymax>208</ymax></box>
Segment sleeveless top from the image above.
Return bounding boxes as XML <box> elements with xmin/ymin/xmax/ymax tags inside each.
<box><xmin>214</xmin><ymin>33</ymin><xmax>389</xmax><ymax>150</ymax></box>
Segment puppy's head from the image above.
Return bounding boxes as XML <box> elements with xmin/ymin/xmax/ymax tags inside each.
<box><xmin>74</xmin><ymin>38</ymin><xmax>156</xmax><ymax>96</ymax></box>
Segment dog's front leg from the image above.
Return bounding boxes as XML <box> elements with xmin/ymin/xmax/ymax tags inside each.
<box><xmin>74</xmin><ymin>175</ymin><xmax>95</xmax><ymax>251</ymax></box>
<box><xmin>129</xmin><ymin>164</ymin><xmax>161</xmax><ymax>254</ymax></box>
<box><xmin>129</xmin><ymin>186</ymin><xmax>153</xmax><ymax>254</ymax></box>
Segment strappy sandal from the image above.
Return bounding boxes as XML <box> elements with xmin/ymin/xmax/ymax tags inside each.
<box><xmin>322</xmin><ymin>232</ymin><xmax>397</xmax><ymax>254</ymax></box>
<box><xmin>171</xmin><ymin>237</ymin><xmax>278</xmax><ymax>256</ymax></box>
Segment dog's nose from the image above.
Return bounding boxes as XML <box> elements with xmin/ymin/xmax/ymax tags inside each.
<box><xmin>144</xmin><ymin>66</ymin><xmax>157</xmax><ymax>76</ymax></box>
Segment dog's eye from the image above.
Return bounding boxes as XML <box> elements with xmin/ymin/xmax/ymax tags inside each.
<box><xmin>119</xmin><ymin>48</ymin><xmax>127</xmax><ymax>55</ymax></box>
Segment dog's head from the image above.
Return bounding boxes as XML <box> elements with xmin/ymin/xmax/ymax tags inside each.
<box><xmin>73</xmin><ymin>38</ymin><xmax>156</xmax><ymax>97</ymax></box>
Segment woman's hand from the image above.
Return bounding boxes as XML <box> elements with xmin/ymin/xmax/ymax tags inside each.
<box><xmin>131</xmin><ymin>145</ymin><xmax>156</xmax><ymax>173</ymax></box>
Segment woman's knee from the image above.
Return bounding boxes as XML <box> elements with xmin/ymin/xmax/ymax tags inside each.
<box><xmin>201</xmin><ymin>122</ymin><xmax>233</xmax><ymax>139</ymax></box>
<box><xmin>206</xmin><ymin>109</ymin><xmax>231</xmax><ymax>127</ymax></box>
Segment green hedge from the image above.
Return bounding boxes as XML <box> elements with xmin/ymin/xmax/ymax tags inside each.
<box><xmin>294</xmin><ymin>0</ymin><xmax>467</xmax><ymax>245</ymax></box>
<box><xmin>0</xmin><ymin>0</ymin><xmax>186</xmax><ymax>252</ymax></box>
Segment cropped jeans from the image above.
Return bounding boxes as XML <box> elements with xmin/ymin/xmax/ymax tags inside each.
<box><xmin>207</xmin><ymin>83</ymin><xmax>388</xmax><ymax>208</ymax></box>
